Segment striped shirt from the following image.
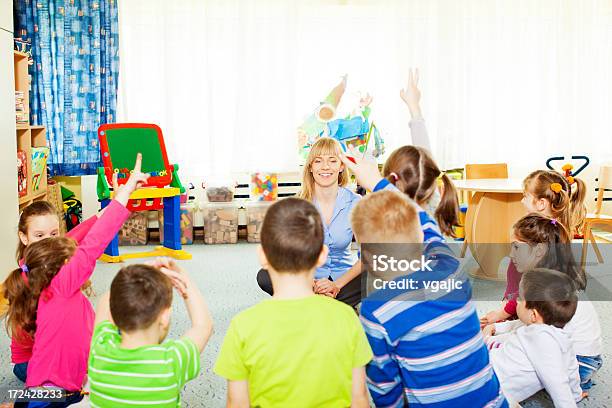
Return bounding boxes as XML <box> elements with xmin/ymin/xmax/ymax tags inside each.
<box><xmin>88</xmin><ymin>321</ymin><xmax>201</xmax><ymax>407</ymax></box>
<box><xmin>363</xmin><ymin>179</ymin><xmax>507</xmax><ymax>407</ymax></box>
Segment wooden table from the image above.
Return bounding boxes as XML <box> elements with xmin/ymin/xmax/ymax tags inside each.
<box><xmin>453</xmin><ymin>179</ymin><xmax>527</xmax><ymax>281</ymax></box>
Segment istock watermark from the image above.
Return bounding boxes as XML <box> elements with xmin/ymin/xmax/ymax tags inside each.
<box><xmin>357</xmin><ymin>243</ymin><xmax>612</xmax><ymax>302</ymax></box>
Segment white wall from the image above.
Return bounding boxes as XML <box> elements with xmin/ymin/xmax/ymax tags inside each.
<box><xmin>0</xmin><ymin>0</ymin><xmax>20</xmax><ymax>279</ymax></box>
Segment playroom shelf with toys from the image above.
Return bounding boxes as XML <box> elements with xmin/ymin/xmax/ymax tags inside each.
<box><xmin>15</xmin><ymin>50</ymin><xmax>49</xmax><ymax>208</ymax></box>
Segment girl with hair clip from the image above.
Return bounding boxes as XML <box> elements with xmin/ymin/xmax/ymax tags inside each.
<box><xmin>2</xmin><ymin>154</ymin><xmax>148</xmax><ymax>407</ymax></box>
<box><xmin>482</xmin><ymin>214</ymin><xmax>603</xmax><ymax>396</ymax></box>
<box><xmin>382</xmin><ymin>146</ymin><xmax>460</xmax><ymax>238</ymax></box>
<box><xmin>522</xmin><ymin>169</ymin><xmax>587</xmax><ymax>238</ymax></box>
<box><xmin>6</xmin><ymin>199</ymin><xmax>103</xmax><ymax>383</ymax></box>
<box><xmin>482</xmin><ymin>169</ymin><xmax>588</xmax><ymax>326</ymax></box>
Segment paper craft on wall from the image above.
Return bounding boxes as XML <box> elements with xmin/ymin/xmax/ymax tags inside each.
<box><xmin>31</xmin><ymin>147</ymin><xmax>50</xmax><ymax>192</ymax></box>
<box><xmin>298</xmin><ymin>75</ymin><xmax>385</xmax><ymax>161</ymax></box>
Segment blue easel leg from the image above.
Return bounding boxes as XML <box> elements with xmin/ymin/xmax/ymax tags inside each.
<box><xmin>163</xmin><ymin>195</ymin><xmax>182</xmax><ymax>250</ymax></box>
<box><xmin>101</xmin><ymin>199</ymin><xmax>120</xmax><ymax>256</ymax></box>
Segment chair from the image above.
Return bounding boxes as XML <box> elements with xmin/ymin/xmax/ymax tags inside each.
<box><xmin>580</xmin><ymin>164</ymin><xmax>612</xmax><ymax>273</ymax></box>
<box><xmin>460</xmin><ymin>163</ymin><xmax>508</xmax><ymax>258</ymax></box>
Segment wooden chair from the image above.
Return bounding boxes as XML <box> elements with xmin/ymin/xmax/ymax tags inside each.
<box><xmin>580</xmin><ymin>164</ymin><xmax>612</xmax><ymax>273</ymax></box>
<box><xmin>460</xmin><ymin>163</ymin><xmax>509</xmax><ymax>258</ymax></box>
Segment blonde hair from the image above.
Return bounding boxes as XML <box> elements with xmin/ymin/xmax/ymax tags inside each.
<box><xmin>351</xmin><ymin>190</ymin><xmax>421</xmax><ymax>243</ymax></box>
<box><xmin>523</xmin><ymin>170</ymin><xmax>587</xmax><ymax>236</ymax></box>
<box><xmin>298</xmin><ymin>137</ymin><xmax>348</xmax><ymax>202</ymax></box>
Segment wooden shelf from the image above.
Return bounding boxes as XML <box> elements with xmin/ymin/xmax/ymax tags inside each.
<box><xmin>14</xmin><ymin>50</ymin><xmax>49</xmax><ymax>209</ymax></box>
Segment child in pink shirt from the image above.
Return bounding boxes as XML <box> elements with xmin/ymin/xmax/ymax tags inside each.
<box><xmin>3</xmin><ymin>154</ymin><xmax>148</xmax><ymax>399</ymax></box>
<box><xmin>7</xmin><ymin>200</ymin><xmax>99</xmax><ymax>382</ymax></box>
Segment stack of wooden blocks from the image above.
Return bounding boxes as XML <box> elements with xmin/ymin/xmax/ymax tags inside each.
<box><xmin>246</xmin><ymin>202</ymin><xmax>271</xmax><ymax>243</ymax></box>
<box><xmin>119</xmin><ymin>212</ymin><xmax>148</xmax><ymax>245</ymax></box>
<box><xmin>204</xmin><ymin>203</ymin><xmax>238</xmax><ymax>244</ymax></box>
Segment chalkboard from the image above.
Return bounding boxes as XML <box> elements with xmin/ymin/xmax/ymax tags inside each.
<box><xmin>99</xmin><ymin>124</ymin><xmax>172</xmax><ymax>188</ymax></box>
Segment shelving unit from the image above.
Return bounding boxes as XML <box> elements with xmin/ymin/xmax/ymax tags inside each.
<box><xmin>14</xmin><ymin>50</ymin><xmax>48</xmax><ymax>208</ymax></box>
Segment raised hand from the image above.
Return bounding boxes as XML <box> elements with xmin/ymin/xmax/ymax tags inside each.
<box><xmin>148</xmin><ymin>257</ymin><xmax>191</xmax><ymax>299</ymax></box>
<box><xmin>339</xmin><ymin>146</ymin><xmax>383</xmax><ymax>192</ymax></box>
<box><xmin>113</xmin><ymin>153</ymin><xmax>150</xmax><ymax>206</ymax></box>
<box><xmin>400</xmin><ymin>68</ymin><xmax>423</xmax><ymax>119</ymax></box>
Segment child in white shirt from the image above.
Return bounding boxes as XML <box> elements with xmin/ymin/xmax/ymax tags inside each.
<box><xmin>484</xmin><ymin>269</ymin><xmax>582</xmax><ymax>407</ymax></box>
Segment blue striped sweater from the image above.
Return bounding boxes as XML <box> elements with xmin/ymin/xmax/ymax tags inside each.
<box><xmin>359</xmin><ymin>180</ymin><xmax>508</xmax><ymax>407</ymax></box>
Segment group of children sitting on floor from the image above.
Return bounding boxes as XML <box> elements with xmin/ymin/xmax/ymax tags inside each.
<box><xmin>1</xmin><ymin>138</ymin><xmax>603</xmax><ymax>407</ymax></box>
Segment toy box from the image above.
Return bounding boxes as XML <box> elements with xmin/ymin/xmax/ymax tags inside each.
<box><xmin>203</xmin><ymin>202</ymin><xmax>238</xmax><ymax>244</ymax></box>
<box><xmin>119</xmin><ymin>212</ymin><xmax>148</xmax><ymax>246</ymax></box>
<box><xmin>246</xmin><ymin>201</ymin><xmax>272</xmax><ymax>243</ymax></box>
<box><xmin>159</xmin><ymin>203</ymin><xmax>195</xmax><ymax>245</ymax></box>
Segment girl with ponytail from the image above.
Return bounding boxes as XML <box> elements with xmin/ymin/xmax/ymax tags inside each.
<box><xmin>522</xmin><ymin>169</ymin><xmax>587</xmax><ymax>237</ymax></box>
<box><xmin>382</xmin><ymin>145</ymin><xmax>460</xmax><ymax>237</ymax></box>
<box><xmin>2</xmin><ymin>154</ymin><xmax>147</xmax><ymax>398</ymax></box>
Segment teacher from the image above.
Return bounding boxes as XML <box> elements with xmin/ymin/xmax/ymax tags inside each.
<box><xmin>256</xmin><ymin>137</ymin><xmax>362</xmax><ymax>307</ymax></box>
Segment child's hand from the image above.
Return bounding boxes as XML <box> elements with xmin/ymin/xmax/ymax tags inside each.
<box><xmin>148</xmin><ymin>257</ymin><xmax>191</xmax><ymax>299</ymax></box>
<box><xmin>113</xmin><ymin>153</ymin><xmax>150</xmax><ymax>206</ymax></box>
<box><xmin>339</xmin><ymin>146</ymin><xmax>382</xmax><ymax>192</ymax></box>
<box><xmin>480</xmin><ymin>309</ymin><xmax>510</xmax><ymax>327</ymax></box>
<box><xmin>400</xmin><ymin>68</ymin><xmax>423</xmax><ymax>119</ymax></box>
<box><xmin>482</xmin><ymin>324</ymin><xmax>496</xmax><ymax>338</ymax></box>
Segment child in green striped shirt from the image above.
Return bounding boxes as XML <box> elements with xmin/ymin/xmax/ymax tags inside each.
<box><xmin>88</xmin><ymin>260</ymin><xmax>213</xmax><ymax>407</ymax></box>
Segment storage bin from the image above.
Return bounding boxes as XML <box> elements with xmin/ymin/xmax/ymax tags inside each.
<box><xmin>245</xmin><ymin>201</ymin><xmax>272</xmax><ymax>243</ymax></box>
<box><xmin>119</xmin><ymin>212</ymin><xmax>148</xmax><ymax>245</ymax></box>
<box><xmin>203</xmin><ymin>202</ymin><xmax>238</xmax><ymax>244</ymax></box>
<box><xmin>250</xmin><ymin>172</ymin><xmax>278</xmax><ymax>201</ymax></box>
<box><xmin>159</xmin><ymin>202</ymin><xmax>195</xmax><ymax>245</ymax></box>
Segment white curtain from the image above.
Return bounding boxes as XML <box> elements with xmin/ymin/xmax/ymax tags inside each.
<box><xmin>117</xmin><ymin>0</ymin><xmax>612</xmax><ymax>180</ymax></box>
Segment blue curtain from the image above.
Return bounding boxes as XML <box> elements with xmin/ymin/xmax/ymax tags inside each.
<box><xmin>14</xmin><ymin>0</ymin><xmax>119</xmax><ymax>176</ymax></box>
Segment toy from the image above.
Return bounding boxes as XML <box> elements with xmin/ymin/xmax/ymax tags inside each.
<box><xmin>298</xmin><ymin>75</ymin><xmax>385</xmax><ymax>160</ymax></box>
<box><xmin>119</xmin><ymin>212</ymin><xmax>148</xmax><ymax>246</ymax></box>
<box><xmin>31</xmin><ymin>147</ymin><xmax>49</xmax><ymax>192</ymax></box>
<box><xmin>62</xmin><ymin>186</ymin><xmax>82</xmax><ymax>232</ymax></box>
<box><xmin>251</xmin><ymin>172</ymin><xmax>278</xmax><ymax>201</ymax></box>
<box><xmin>246</xmin><ymin>201</ymin><xmax>272</xmax><ymax>243</ymax></box>
<box><xmin>96</xmin><ymin>123</ymin><xmax>190</xmax><ymax>262</ymax></box>
<box><xmin>203</xmin><ymin>202</ymin><xmax>238</xmax><ymax>244</ymax></box>
<box><xmin>545</xmin><ymin>155</ymin><xmax>590</xmax><ymax>179</ymax></box>
<box><xmin>17</xmin><ymin>150</ymin><xmax>27</xmax><ymax>197</ymax></box>
<box><xmin>159</xmin><ymin>203</ymin><xmax>195</xmax><ymax>245</ymax></box>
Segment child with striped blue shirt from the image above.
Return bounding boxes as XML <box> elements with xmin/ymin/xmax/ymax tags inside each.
<box><xmin>351</xmin><ymin>191</ymin><xmax>508</xmax><ymax>408</ymax></box>
<box><xmin>88</xmin><ymin>260</ymin><xmax>213</xmax><ymax>407</ymax></box>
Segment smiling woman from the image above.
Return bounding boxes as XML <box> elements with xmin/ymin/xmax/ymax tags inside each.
<box><xmin>256</xmin><ymin>138</ymin><xmax>363</xmax><ymax>307</ymax></box>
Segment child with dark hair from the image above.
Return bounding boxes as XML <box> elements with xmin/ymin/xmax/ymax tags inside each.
<box><xmin>484</xmin><ymin>269</ymin><xmax>582</xmax><ymax>406</ymax></box>
<box><xmin>214</xmin><ymin>197</ymin><xmax>372</xmax><ymax>407</ymax></box>
<box><xmin>482</xmin><ymin>214</ymin><xmax>603</xmax><ymax>394</ymax></box>
<box><xmin>88</xmin><ymin>260</ymin><xmax>212</xmax><ymax>406</ymax></box>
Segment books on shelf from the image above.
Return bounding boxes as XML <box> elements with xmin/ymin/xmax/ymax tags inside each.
<box><xmin>15</xmin><ymin>91</ymin><xmax>28</xmax><ymax>125</ymax></box>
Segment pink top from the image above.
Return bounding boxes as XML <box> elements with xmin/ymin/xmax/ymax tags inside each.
<box><xmin>503</xmin><ymin>261</ymin><xmax>521</xmax><ymax>317</ymax></box>
<box><xmin>26</xmin><ymin>201</ymin><xmax>130</xmax><ymax>390</ymax></box>
<box><xmin>11</xmin><ymin>215</ymin><xmax>99</xmax><ymax>364</ymax></box>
